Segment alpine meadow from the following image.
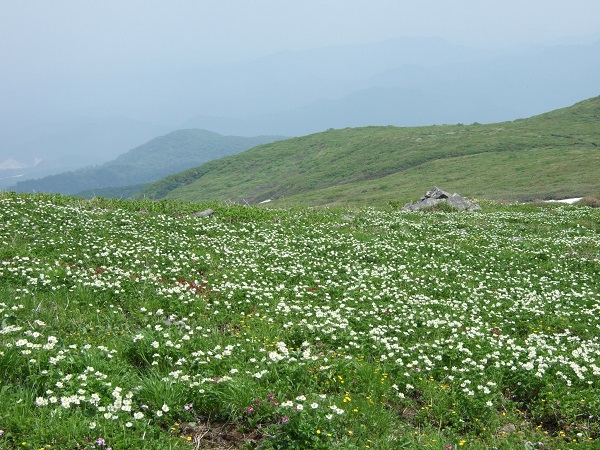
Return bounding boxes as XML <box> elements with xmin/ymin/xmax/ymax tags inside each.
<box><xmin>4</xmin><ymin>0</ymin><xmax>600</xmax><ymax>447</ymax></box>
<box><xmin>0</xmin><ymin>188</ymin><xmax>599</xmax><ymax>448</ymax></box>
<box><xmin>1</xmin><ymin>94</ymin><xmax>600</xmax><ymax>449</ymax></box>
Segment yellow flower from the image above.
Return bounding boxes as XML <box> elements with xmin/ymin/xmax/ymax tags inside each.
<box><xmin>316</xmin><ymin>430</ymin><xmax>321</xmax><ymax>434</ymax></box>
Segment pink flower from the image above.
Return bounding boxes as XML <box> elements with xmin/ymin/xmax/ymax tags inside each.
<box><xmin>97</xmin><ymin>437</ymin><xmax>106</xmax><ymax>446</ymax></box>
<box><xmin>246</xmin><ymin>407</ymin><xmax>254</xmax><ymax>414</ymax></box>
<box><xmin>281</xmin><ymin>416</ymin><xmax>289</xmax><ymax>423</ymax></box>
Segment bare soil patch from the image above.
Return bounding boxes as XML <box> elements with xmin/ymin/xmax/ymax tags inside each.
<box><xmin>181</xmin><ymin>420</ymin><xmax>264</xmax><ymax>449</ymax></box>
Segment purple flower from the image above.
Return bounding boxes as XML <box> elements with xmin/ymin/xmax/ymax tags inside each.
<box><xmin>267</xmin><ymin>393</ymin><xmax>275</xmax><ymax>400</ymax></box>
<box><xmin>281</xmin><ymin>416</ymin><xmax>289</xmax><ymax>423</ymax></box>
<box><xmin>184</xmin><ymin>403</ymin><xmax>193</xmax><ymax>411</ymax></box>
<box><xmin>246</xmin><ymin>407</ymin><xmax>254</xmax><ymax>414</ymax></box>
<box><xmin>97</xmin><ymin>437</ymin><xmax>106</xmax><ymax>446</ymax></box>
<box><xmin>141</xmin><ymin>404</ymin><xmax>149</xmax><ymax>409</ymax></box>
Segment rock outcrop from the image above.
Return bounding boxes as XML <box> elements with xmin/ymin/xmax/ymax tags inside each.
<box><xmin>402</xmin><ymin>187</ymin><xmax>480</xmax><ymax>211</ymax></box>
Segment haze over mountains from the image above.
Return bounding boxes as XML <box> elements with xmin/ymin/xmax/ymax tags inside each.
<box><xmin>1</xmin><ymin>36</ymin><xmax>599</xmax><ymax>190</ymax></box>
<box><xmin>9</xmin><ymin>130</ymin><xmax>284</xmax><ymax>195</ymax></box>
<box><xmin>0</xmin><ymin>118</ymin><xmax>171</xmax><ymax>189</ymax></box>
<box><xmin>181</xmin><ymin>37</ymin><xmax>600</xmax><ymax>135</ymax></box>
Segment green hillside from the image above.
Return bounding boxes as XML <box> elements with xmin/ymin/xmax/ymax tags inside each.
<box><xmin>10</xmin><ymin>129</ymin><xmax>285</xmax><ymax>196</ymax></box>
<box><xmin>136</xmin><ymin>96</ymin><xmax>600</xmax><ymax>206</ymax></box>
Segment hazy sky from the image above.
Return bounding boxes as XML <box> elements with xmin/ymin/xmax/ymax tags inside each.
<box><xmin>3</xmin><ymin>0</ymin><xmax>600</xmax><ymax>64</ymax></box>
<box><xmin>1</xmin><ymin>0</ymin><xmax>599</xmax><ymax>126</ymax></box>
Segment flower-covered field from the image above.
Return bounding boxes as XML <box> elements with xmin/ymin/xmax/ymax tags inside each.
<box><xmin>0</xmin><ymin>193</ymin><xmax>599</xmax><ymax>449</ymax></box>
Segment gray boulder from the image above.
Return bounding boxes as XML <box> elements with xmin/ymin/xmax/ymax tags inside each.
<box><xmin>402</xmin><ymin>187</ymin><xmax>480</xmax><ymax>211</ymax></box>
<box><xmin>193</xmin><ymin>209</ymin><xmax>215</xmax><ymax>218</ymax></box>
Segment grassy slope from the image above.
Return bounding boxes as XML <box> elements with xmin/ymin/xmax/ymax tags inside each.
<box><xmin>136</xmin><ymin>96</ymin><xmax>600</xmax><ymax>206</ymax></box>
<box><xmin>275</xmin><ymin>146</ymin><xmax>600</xmax><ymax>207</ymax></box>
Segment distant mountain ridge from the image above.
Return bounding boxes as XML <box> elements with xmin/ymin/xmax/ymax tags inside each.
<box><xmin>2</xmin><ymin>36</ymin><xmax>598</xmax><ymax>187</ymax></box>
<box><xmin>0</xmin><ymin>117</ymin><xmax>172</xmax><ymax>189</ymax></box>
<box><xmin>181</xmin><ymin>39</ymin><xmax>600</xmax><ymax>136</ymax></box>
<box><xmin>136</xmin><ymin>96</ymin><xmax>600</xmax><ymax>206</ymax></box>
<box><xmin>9</xmin><ymin>129</ymin><xmax>286</xmax><ymax>195</ymax></box>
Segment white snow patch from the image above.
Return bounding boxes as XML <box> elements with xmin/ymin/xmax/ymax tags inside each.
<box><xmin>544</xmin><ymin>197</ymin><xmax>583</xmax><ymax>204</ymax></box>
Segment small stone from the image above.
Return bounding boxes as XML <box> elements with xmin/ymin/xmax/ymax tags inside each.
<box><xmin>498</xmin><ymin>423</ymin><xmax>517</xmax><ymax>434</ymax></box>
<box><xmin>194</xmin><ymin>209</ymin><xmax>214</xmax><ymax>218</ymax></box>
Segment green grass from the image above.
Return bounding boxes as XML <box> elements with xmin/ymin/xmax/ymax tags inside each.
<box><xmin>271</xmin><ymin>146</ymin><xmax>599</xmax><ymax>207</ymax></box>
<box><xmin>1</xmin><ymin>192</ymin><xmax>599</xmax><ymax>448</ymax></box>
<box><xmin>135</xmin><ymin>96</ymin><xmax>600</xmax><ymax>207</ymax></box>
